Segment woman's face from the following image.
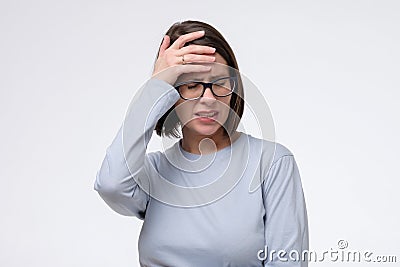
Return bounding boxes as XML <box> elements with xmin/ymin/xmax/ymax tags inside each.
<box><xmin>174</xmin><ymin>53</ymin><xmax>232</xmax><ymax>137</ymax></box>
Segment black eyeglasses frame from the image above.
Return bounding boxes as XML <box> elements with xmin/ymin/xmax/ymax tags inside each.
<box><xmin>174</xmin><ymin>76</ymin><xmax>238</xmax><ymax>100</ymax></box>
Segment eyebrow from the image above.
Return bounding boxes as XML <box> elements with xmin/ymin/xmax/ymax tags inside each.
<box><xmin>211</xmin><ymin>75</ymin><xmax>229</xmax><ymax>79</ymax></box>
<box><xmin>175</xmin><ymin>74</ymin><xmax>231</xmax><ymax>85</ymax></box>
<box><xmin>193</xmin><ymin>75</ymin><xmax>230</xmax><ymax>81</ymax></box>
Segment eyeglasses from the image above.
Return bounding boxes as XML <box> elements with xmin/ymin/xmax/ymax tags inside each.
<box><xmin>174</xmin><ymin>76</ymin><xmax>237</xmax><ymax>100</ymax></box>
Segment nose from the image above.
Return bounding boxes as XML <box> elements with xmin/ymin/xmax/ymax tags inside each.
<box><xmin>202</xmin><ymin>87</ymin><xmax>216</xmax><ymax>99</ymax></box>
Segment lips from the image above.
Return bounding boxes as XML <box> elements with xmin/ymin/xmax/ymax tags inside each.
<box><xmin>194</xmin><ymin>110</ymin><xmax>219</xmax><ymax>120</ymax></box>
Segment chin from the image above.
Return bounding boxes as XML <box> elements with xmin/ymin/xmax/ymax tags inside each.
<box><xmin>196</xmin><ymin>128</ymin><xmax>220</xmax><ymax>137</ymax></box>
<box><xmin>188</xmin><ymin>123</ymin><xmax>223</xmax><ymax>137</ymax></box>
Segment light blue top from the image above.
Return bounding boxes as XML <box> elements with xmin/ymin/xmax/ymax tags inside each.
<box><xmin>94</xmin><ymin>78</ymin><xmax>309</xmax><ymax>266</ymax></box>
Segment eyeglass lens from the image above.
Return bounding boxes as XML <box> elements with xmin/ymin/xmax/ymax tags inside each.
<box><xmin>177</xmin><ymin>77</ymin><xmax>236</xmax><ymax>100</ymax></box>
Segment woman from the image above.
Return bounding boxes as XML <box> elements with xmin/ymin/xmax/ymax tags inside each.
<box><xmin>94</xmin><ymin>20</ymin><xmax>308</xmax><ymax>266</ymax></box>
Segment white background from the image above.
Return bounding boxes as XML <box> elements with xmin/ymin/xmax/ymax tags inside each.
<box><xmin>1</xmin><ymin>0</ymin><xmax>399</xmax><ymax>266</ymax></box>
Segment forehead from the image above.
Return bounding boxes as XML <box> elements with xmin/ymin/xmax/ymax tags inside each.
<box><xmin>175</xmin><ymin>62</ymin><xmax>231</xmax><ymax>84</ymax></box>
<box><xmin>214</xmin><ymin>52</ymin><xmax>227</xmax><ymax>65</ymax></box>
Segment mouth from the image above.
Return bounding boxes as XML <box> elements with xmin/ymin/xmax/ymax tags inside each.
<box><xmin>194</xmin><ymin>111</ymin><xmax>219</xmax><ymax>122</ymax></box>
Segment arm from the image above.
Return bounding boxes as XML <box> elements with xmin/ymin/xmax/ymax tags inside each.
<box><xmin>94</xmin><ymin>78</ymin><xmax>180</xmax><ymax>219</ymax></box>
<box><xmin>262</xmin><ymin>155</ymin><xmax>309</xmax><ymax>266</ymax></box>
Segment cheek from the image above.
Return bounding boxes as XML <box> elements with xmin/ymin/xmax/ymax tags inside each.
<box><xmin>220</xmin><ymin>97</ymin><xmax>232</xmax><ymax>115</ymax></box>
<box><xmin>174</xmin><ymin>101</ymin><xmax>194</xmax><ymax>123</ymax></box>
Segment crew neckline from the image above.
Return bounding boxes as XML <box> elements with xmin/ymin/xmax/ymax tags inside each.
<box><xmin>178</xmin><ymin>132</ymin><xmax>246</xmax><ymax>160</ymax></box>
<box><xmin>163</xmin><ymin>132</ymin><xmax>250</xmax><ymax>173</ymax></box>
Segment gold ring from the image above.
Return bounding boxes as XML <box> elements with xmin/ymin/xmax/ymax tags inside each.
<box><xmin>182</xmin><ymin>55</ymin><xmax>185</xmax><ymax>65</ymax></box>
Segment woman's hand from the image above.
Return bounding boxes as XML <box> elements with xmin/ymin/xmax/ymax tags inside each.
<box><xmin>152</xmin><ymin>30</ymin><xmax>216</xmax><ymax>85</ymax></box>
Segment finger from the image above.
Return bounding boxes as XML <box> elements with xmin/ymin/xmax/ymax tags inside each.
<box><xmin>151</xmin><ymin>64</ymin><xmax>211</xmax><ymax>85</ymax></box>
<box><xmin>158</xmin><ymin>35</ymin><xmax>170</xmax><ymax>57</ymax></box>
<box><xmin>170</xmin><ymin>30</ymin><xmax>205</xmax><ymax>50</ymax></box>
<box><xmin>180</xmin><ymin>54</ymin><xmax>216</xmax><ymax>64</ymax></box>
<box><xmin>177</xmin><ymin>44</ymin><xmax>216</xmax><ymax>56</ymax></box>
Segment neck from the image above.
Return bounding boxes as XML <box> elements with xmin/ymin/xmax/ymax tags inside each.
<box><xmin>180</xmin><ymin>127</ymin><xmax>240</xmax><ymax>155</ymax></box>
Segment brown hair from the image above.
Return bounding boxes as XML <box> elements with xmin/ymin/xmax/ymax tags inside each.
<box><xmin>154</xmin><ymin>20</ymin><xmax>244</xmax><ymax>138</ymax></box>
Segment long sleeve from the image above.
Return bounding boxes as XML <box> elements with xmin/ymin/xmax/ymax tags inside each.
<box><xmin>262</xmin><ymin>155</ymin><xmax>309</xmax><ymax>266</ymax></box>
<box><xmin>94</xmin><ymin>78</ymin><xmax>180</xmax><ymax>219</ymax></box>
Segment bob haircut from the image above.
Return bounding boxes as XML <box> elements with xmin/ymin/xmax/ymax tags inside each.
<box><xmin>154</xmin><ymin>20</ymin><xmax>244</xmax><ymax>138</ymax></box>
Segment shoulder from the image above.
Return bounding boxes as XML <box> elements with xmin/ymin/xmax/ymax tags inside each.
<box><xmin>145</xmin><ymin>151</ymin><xmax>163</xmax><ymax>168</ymax></box>
<box><xmin>245</xmin><ymin>133</ymin><xmax>294</xmax><ymax>163</ymax></box>
<box><xmin>243</xmin><ymin>135</ymin><xmax>304</xmax><ymax>195</ymax></box>
<box><xmin>244</xmin><ymin>133</ymin><xmax>296</xmax><ymax>180</ymax></box>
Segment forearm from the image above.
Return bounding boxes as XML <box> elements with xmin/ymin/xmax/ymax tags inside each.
<box><xmin>94</xmin><ymin>78</ymin><xmax>180</xmax><ymax>217</ymax></box>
